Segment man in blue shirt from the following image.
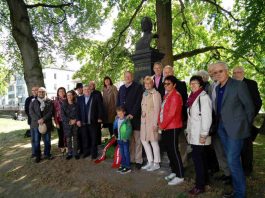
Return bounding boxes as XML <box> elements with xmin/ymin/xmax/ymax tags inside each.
<box><xmin>213</xmin><ymin>62</ymin><xmax>255</xmax><ymax>198</ymax></box>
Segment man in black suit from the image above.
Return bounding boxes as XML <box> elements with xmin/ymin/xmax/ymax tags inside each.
<box><xmin>233</xmin><ymin>66</ymin><xmax>262</xmax><ymax>176</ymax></box>
<box><xmin>152</xmin><ymin>62</ymin><xmax>164</xmax><ymax>98</ymax></box>
<box><xmin>89</xmin><ymin>81</ymin><xmax>104</xmax><ymax>145</ymax></box>
<box><xmin>77</xmin><ymin>85</ymin><xmax>104</xmax><ymax>160</ymax></box>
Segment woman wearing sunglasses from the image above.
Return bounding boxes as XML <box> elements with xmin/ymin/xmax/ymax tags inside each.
<box><xmin>158</xmin><ymin>75</ymin><xmax>184</xmax><ymax>186</ymax></box>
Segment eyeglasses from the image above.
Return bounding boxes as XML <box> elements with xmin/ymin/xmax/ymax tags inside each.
<box><xmin>190</xmin><ymin>82</ymin><xmax>199</xmax><ymax>86</ymax></box>
<box><xmin>163</xmin><ymin>82</ymin><xmax>172</xmax><ymax>87</ymax></box>
<box><xmin>213</xmin><ymin>70</ymin><xmax>224</xmax><ymax>75</ymax></box>
<box><xmin>38</xmin><ymin>91</ymin><xmax>45</xmax><ymax>93</ymax></box>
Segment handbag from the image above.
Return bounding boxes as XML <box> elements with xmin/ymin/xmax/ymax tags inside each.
<box><xmin>38</xmin><ymin>123</ymin><xmax>47</xmax><ymax>134</ymax></box>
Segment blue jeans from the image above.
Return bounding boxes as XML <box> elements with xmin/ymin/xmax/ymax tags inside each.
<box><xmin>118</xmin><ymin>140</ymin><xmax>130</xmax><ymax>168</ymax></box>
<box><xmin>218</xmin><ymin>122</ymin><xmax>245</xmax><ymax>198</ymax></box>
<box><xmin>30</xmin><ymin>129</ymin><xmax>35</xmax><ymax>156</ymax></box>
<box><xmin>33</xmin><ymin>128</ymin><xmax>51</xmax><ymax>157</ymax></box>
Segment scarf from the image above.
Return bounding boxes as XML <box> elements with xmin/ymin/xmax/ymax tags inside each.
<box><xmin>37</xmin><ymin>97</ymin><xmax>47</xmax><ymax>111</ymax></box>
<box><xmin>187</xmin><ymin>88</ymin><xmax>203</xmax><ymax>108</ymax></box>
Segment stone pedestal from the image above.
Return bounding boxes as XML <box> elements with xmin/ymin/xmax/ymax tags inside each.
<box><xmin>131</xmin><ymin>48</ymin><xmax>164</xmax><ymax>84</ymax></box>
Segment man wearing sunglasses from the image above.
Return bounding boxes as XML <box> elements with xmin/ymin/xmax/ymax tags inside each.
<box><xmin>213</xmin><ymin>62</ymin><xmax>255</xmax><ymax>198</ymax></box>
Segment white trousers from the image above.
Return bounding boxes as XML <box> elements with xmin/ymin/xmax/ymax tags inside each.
<box><xmin>141</xmin><ymin>140</ymin><xmax>161</xmax><ymax>163</ymax></box>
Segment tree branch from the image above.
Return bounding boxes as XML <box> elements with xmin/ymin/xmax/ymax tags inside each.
<box><xmin>173</xmin><ymin>46</ymin><xmax>225</xmax><ymax>60</ymax></box>
<box><xmin>106</xmin><ymin>0</ymin><xmax>147</xmax><ymax>55</ymax></box>
<box><xmin>178</xmin><ymin>0</ymin><xmax>192</xmax><ymax>38</ymax></box>
<box><xmin>25</xmin><ymin>2</ymin><xmax>73</xmax><ymax>9</ymax></box>
<box><xmin>201</xmin><ymin>0</ymin><xmax>239</xmax><ymax>21</ymax></box>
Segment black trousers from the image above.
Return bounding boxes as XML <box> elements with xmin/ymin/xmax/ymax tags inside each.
<box><xmin>162</xmin><ymin>129</ymin><xmax>184</xmax><ymax>178</ymax></box>
<box><xmin>191</xmin><ymin>145</ymin><xmax>208</xmax><ymax>189</ymax></box>
<box><xmin>57</xmin><ymin>121</ymin><xmax>65</xmax><ymax>148</ymax></box>
<box><xmin>241</xmin><ymin>136</ymin><xmax>253</xmax><ymax>175</ymax></box>
<box><xmin>77</xmin><ymin>128</ymin><xmax>83</xmax><ymax>154</ymax></box>
<box><xmin>81</xmin><ymin>124</ymin><xmax>98</xmax><ymax>159</ymax></box>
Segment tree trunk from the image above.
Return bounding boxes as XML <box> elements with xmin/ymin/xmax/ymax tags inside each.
<box><xmin>156</xmin><ymin>0</ymin><xmax>173</xmax><ymax>66</ymax></box>
<box><xmin>6</xmin><ymin>0</ymin><xmax>44</xmax><ymax>95</ymax></box>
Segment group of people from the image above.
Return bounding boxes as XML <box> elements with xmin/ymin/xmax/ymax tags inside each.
<box><xmin>24</xmin><ymin>61</ymin><xmax>262</xmax><ymax>198</ymax></box>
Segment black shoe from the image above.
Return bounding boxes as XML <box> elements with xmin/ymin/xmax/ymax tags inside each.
<box><xmin>75</xmin><ymin>155</ymin><xmax>80</xmax><ymax>160</ymax></box>
<box><xmin>121</xmin><ymin>168</ymin><xmax>131</xmax><ymax>174</ymax></box>
<box><xmin>222</xmin><ymin>176</ymin><xmax>232</xmax><ymax>185</ymax></box>
<box><xmin>222</xmin><ymin>191</ymin><xmax>234</xmax><ymax>198</ymax></box>
<box><xmin>82</xmin><ymin>153</ymin><xmax>90</xmax><ymax>159</ymax></box>
<box><xmin>135</xmin><ymin>163</ymin><xmax>142</xmax><ymax>170</ymax></box>
<box><xmin>35</xmin><ymin>156</ymin><xmax>41</xmax><ymax>163</ymax></box>
<box><xmin>188</xmin><ymin>186</ymin><xmax>205</xmax><ymax>195</ymax></box>
<box><xmin>31</xmin><ymin>154</ymin><xmax>35</xmax><ymax>158</ymax></box>
<box><xmin>117</xmin><ymin>166</ymin><xmax>124</xmax><ymax>173</ymax></box>
<box><xmin>44</xmin><ymin>155</ymin><xmax>54</xmax><ymax>160</ymax></box>
<box><xmin>66</xmin><ymin>155</ymin><xmax>73</xmax><ymax>160</ymax></box>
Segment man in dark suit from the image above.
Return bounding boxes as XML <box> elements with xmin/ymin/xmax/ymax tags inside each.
<box><xmin>24</xmin><ymin>86</ymin><xmax>39</xmax><ymax>158</ymax></box>
<box><xmin>88</xmin><ymin>81</ymin><xmax>104</xmax><ymax>145</ymax></box>
<box><xmin>214</xmin><ymin>62</ymin><xmax>255</xmax><ymax>198</ymax></box>
<box><xmin>77</xmin><ymin>85</ymin><xmax>103</xmax><ymax>160</ymax></box>
<box><xmin>152</xmin><ymin>62</ymin><xmax>164</xmax><ymax>98</ymax></box>
<box><xmin>117</xmin><ymin>71</ymin><xmax>143</xmax><ymax>169</ymax></box>
<box><xmin>233</xmin><ymin>66</ymin><xmax>262</xmax><ymax>176</ymax></box>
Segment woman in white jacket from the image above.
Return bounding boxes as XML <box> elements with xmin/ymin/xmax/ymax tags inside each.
<box><xmin>186</xmin><ymin>75</ymin><xmax>212</xmax><ymax>196</ymax></box>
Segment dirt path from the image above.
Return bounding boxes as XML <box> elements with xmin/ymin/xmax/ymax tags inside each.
<box><xmin>0</xmin><ymin>119</ymin><xmax>264</xmax><ymax>198</ymax></box>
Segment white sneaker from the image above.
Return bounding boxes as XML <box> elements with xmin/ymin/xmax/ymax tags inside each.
<box><xmin>164</xmin><ymin>173</ymin><xmax>176</xmax><ymax>181</ymax></box>
<box><xmin>147</xmin><ymin>163</ymin><xmax>160</xmax><ymax>171</ymax></box>
<box><xmin>141</xmin><ymin>162</ymin><xmax>152</xmax><ymax>170</ymax></box>
<box><xmin>168</xmin><ymin>177</ymin><xmax>184</xmax><ymax>185</ymax></box>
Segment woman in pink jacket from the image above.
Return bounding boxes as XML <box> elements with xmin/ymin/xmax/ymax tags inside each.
<box><xmin>140</xmin><ymin>76</ymin><xmax>162</xmax><ymax>171</ymax></box>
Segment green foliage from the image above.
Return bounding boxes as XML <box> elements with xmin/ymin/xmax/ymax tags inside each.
<box><xmin>0</xmin><ymin>0</ymin><xmax>264</xmax><ymax>108</ymax></box>
<box><xmin>0</xmin><ymin>56</ymin><xmax>11</xmax><ymax>95</ymax></box>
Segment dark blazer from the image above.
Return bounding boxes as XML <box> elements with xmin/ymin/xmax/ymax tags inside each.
<box><xmin>25</xmin><ymin>95</ymin><xmax>35</xmax><ymax>125</ymax></box>
<box><xmin>29</xmin><ymin>98</ymin><xmax>54</xmax><ymax>131</ymax></box>
<box><xmin>77</xmin><ymin>92</ymin><xmax>104</xmax><ymax>125</ymax></box>
<box><xmin>175</xmin><ymin>79</ymin><xmax>188</xmax><ymax>122</ymax></box>
<box><xmin>215</xmin><ymin>78</ymin><xmax>255</xmax><ymax>139</ymax></box>
<box><xmin>61</xmin><ymin>101</ymin><xmax>80</xmax><ymax>132</ymax></box>
<box><xmin>117</xmin><ymin>81</ymin><xmax>143</xmax><ymax>130</ymax></box>
<box><xmin>153</xmin><ymin>75</ymin><xmax>165</xmax><ymax>99</ymax></box>
<box><xmin>243</xmin><ymin>78</ymin><xmax>262</xmax><ymax>116</ymax></box>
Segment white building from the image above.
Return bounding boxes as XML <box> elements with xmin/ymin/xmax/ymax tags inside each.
<box><xmin>0</xmin><ymin>67</ymin><xmax>78</xmax><ymax>109</ymax></box>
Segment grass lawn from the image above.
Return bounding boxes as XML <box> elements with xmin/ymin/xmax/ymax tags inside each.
<box><xmin>0</xmin><ymin>117</ymin><xmax>265</xmax><ymax>197</ymax></box>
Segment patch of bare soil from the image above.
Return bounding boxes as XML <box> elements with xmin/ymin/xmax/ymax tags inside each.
<box><xmin>0</xmin><ymin>130</ymin><xmax>264</xmax><ymax>198</ymax></box>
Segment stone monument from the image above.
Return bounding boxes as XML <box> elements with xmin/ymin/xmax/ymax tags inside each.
<box><xmin>131</xmin><ymin>17</ymin><xmax>164</xmax><ymax>83</ymax></box>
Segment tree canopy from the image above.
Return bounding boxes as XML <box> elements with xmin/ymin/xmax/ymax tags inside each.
<box><xmin>0</xmin><ymin>0</ymin><xmax>264</xmax><ymax>109</ymax></box>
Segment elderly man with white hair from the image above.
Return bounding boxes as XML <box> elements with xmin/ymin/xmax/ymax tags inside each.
<box><xmin>233</xmin><ymin>66</ymin><xmax>262</xmax><ymax>176</ymax></box>
<box><xmin>29</xmin><ymin>87</ymin><xmax>54</xmax><ymax>163</ymax></box>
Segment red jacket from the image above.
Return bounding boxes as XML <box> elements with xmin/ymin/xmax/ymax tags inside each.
<box><xmin>158</xmin><ymin>90</ymin><xmax>183</xmax><ymax>130</ymax></box>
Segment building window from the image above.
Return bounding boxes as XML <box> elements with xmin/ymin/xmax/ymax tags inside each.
<box><xmin>8</xmin><ymin>94</ymin><xmax>15</xmax><ymax>99</ymax></box>
<box><xmin>54</xmin><ymin>73</ymin><xmax>57</xmax><ymax>79</ymax></box>
<box><xmin>54</xmin><ymin>84</ymin><xmax>57</xmax><ymax>90</ymax></box>
<box><xmin>67</xmin><ymin>74</ymin><xmax>70</xmax><ymax>80</ymax></box>
<box><xmin>8</xmin><ymin>86</ymin><xmax>14</xmax><ymax>92</ymax></box>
